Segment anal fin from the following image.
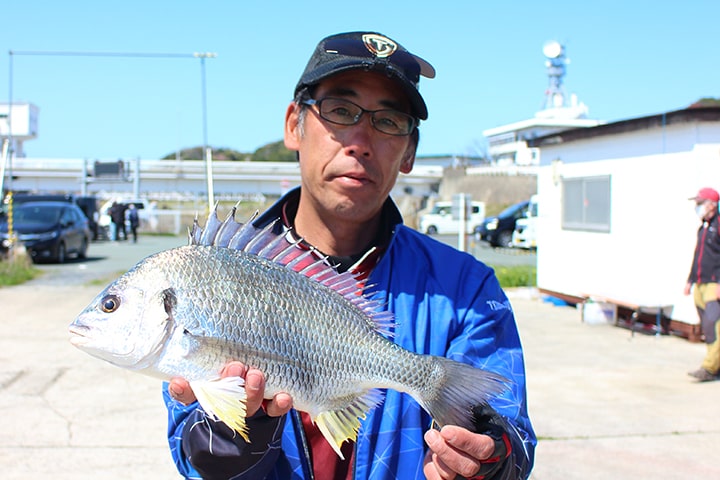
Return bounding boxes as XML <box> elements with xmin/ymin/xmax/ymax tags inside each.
<box><xmin>313</xmin><ymin>389</ymin><xmax>385</xmax><ymax>459</ymax></box>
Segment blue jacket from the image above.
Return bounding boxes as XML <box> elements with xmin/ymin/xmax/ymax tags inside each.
<box><xmin>164</xmin><ymin>192</ymin><xmax>536</xmax><ymax>479</ymax></box>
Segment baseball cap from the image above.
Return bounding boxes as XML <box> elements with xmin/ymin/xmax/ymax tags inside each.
<box><xmin>690</xmin><ymin>187</ymin><xmax>720</xmax><ymax>202</ymax></box>
<box><xmin>295</xmin><ymin>31</ymin><xmax>436</xmax><ymax>120</ymax></box>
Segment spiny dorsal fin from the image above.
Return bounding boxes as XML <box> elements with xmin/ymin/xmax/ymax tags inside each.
<box><xmin>190</xmin><ymin>205</ymin><xmax>394</xmax><ymax>336</ymax></box>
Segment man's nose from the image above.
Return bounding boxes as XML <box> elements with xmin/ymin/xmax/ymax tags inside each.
<box><xmin>344</xmin><ymin>114</ymin><xmax>374</xmax><ymax>157</ymax></box>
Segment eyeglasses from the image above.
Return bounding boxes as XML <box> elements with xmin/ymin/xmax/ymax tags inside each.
<box><xmin>302</xmin><ymin>97</ymin><xmax>417</xmax><ymax>136</ymax></box>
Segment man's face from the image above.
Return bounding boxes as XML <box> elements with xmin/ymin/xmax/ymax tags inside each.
<box><xmin>284</xmin><ymin>70</ymin><xmax>417</xmax><ymax>225</ymax></box>
<box><xmin>697</xmin><ymin>199</ymin><xmax>718</xmax><ymax>220</ymax></box>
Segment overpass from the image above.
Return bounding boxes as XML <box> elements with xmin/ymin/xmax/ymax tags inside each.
<box><xmin>5</xmin><ymin>157</ymin><xmax>444</xmax><ymax>201</ymax></box>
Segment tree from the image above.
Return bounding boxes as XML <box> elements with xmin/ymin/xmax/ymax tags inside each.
<box><xmin>161</xmin><ymin>147</ymin><xmax>250</xmax><ymax>161</ymax></box>
<box><xmin>250</xmin><ymin>140</ymin><xmax>296</xmax><ymax>162</ymax></box>
<box><xmin>689</xmin><ymin>97</ymin><xmax>720</xmax><ymax>108</ymax></box>
<box><xmin>161</xmin><ymin>140</ymin><xmax>295</xmax><ymax>162</ymax></box>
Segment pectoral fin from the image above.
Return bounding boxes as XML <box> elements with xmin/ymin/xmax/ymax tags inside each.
<box><xmin>190</xmin><ymin>376</ymin><xmax>249</xmax><ymax>442</ymax></box>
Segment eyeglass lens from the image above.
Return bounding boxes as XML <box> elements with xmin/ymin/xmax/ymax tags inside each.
<box><xmin>311</xmin><ymin>98</ymin><xmax>415</xmax><ymax>136</ymax></box>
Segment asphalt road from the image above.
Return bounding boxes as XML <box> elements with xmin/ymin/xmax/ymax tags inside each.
<box><xmin>403</xmin><ymin>232</ymin><xmax>537</xmax><ymax>268</ymax></box>
<box><xmin>27</xmin><ymin>235</ymin><xmax>187</xmax><ymax>287</ymax></box>
<box><xmin>28</xmin><ymin>233</ymin><xmax>534</xmax><ymax>289</ymax></box>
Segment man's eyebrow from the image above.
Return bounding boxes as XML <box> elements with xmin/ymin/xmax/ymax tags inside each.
<box><xmin>322</xmin><ymin>87</ymin><xmax>407</xmax><ymax>111</ymax></box>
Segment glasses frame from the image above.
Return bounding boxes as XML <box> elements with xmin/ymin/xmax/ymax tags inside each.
<box><xmin>302</xmin><ymin>97</ymin><xmax>417</xmax><ymax>136</ymax></box>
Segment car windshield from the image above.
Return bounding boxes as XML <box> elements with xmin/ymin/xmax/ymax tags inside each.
<box><xmin>498</xmin><ymin>202</ymin><xmax>527</xmax><ymax>218</ymax></box>
<box><xmin>14</xmin><ymin>205</ymin><xmax>62</xmax><ymax>224</ymax></box>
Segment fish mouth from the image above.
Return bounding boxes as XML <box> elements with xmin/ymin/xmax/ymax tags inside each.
<box><xmin>68</xmin><ymin>325</ymin><xmax>90</xmax><ymax>347</ymax></box>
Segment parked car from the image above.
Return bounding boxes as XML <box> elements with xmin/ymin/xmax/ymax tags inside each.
<box><xmin>512</xmin><ymin>195</ymin><xmax>538</xmax><ymax>249</ymax></box>
<box><xmin>419</xmin><ymin>201</ymin><xmax>486</xmax><ymax>235</ymax></box>
<box><xmin>6</xmin><ymin>193</ymin><xmax>100</xmax><ymax>241</ymax></box>
<box><xmin>475</xmin><ymin>200</ymin><xmax>530</xmax><ymax>248</ymax></box>
<box><xmin>0</xmin><ymin>201</ymin><xmax>91</xmax><ymax>263</ymax></box>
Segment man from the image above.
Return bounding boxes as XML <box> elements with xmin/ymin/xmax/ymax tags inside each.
<box><xmin>109</xmin><ymin>201</ymin><xmax>127</xmax><ymax>241</ymax></box>
<box><xmin>685</xmin><ymin>187</ymin><xmax>720</xmax><ymax>382</ymax></box>
<box><xmin>126</xmin><ymin>203</ymin><xmax>139</xmax><ymax>243</ymax></box>
<box><xmin>164</xmin><ymin>31</ymin><xmax>535</xmax><ymax>479</ymax></box>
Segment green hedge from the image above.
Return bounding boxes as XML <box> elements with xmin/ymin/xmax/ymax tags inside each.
<box><xmin>494</xmin><ymin>265</ymin><xmax>537</xmax><ymax>288</ymax></box>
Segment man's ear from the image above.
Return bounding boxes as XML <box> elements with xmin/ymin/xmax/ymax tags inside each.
<box><xmin>399</xmin><ymin>144</ymin><xmax>416</xmax><ymax>174</ymax></box>
<box><xmin>284</xmin><ymin>102</ymin><xmax>301</xmax><ymax>151</ymax></box>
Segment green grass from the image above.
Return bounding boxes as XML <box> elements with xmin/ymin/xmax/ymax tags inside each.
<box><xmin>493</xmin><ymin>265</ymin><xmax>537</xmax><ymax>288</ymax></box>
<box><xmin>0</xmin><ymin>250</ymin><xmax>41</xmax><ymax>287</ymax></box>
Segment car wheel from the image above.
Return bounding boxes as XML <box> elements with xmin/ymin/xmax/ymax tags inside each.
<box><xmin>78</xmin><ymin>237</ymin><xmax>88</xmax><ymax>259</ymax></box>
<box><xmin>497</xmin><ymin>230</ymin><xmax>513</xmax><ymax>248</ymax></box>
<box><xmin>55</xmin><ymin>242</ymin><xmax>66</xmax><ymax>264</ymax></box>
<box><xmin>426</xmin><ymin>225</ymin><xmax>438</xmax><ymax>235</ymax></box>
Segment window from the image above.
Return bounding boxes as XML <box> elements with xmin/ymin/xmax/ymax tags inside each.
<box><xmin>562</xmin><ymin>175</ymin><xmax>611</xmax><ymax>232</ymax></box>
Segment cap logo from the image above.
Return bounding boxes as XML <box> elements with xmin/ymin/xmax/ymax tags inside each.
<box><xmin>362</xmin><ymin>34</ymin><xmax>397</xmax><ymax>58</ymax></box>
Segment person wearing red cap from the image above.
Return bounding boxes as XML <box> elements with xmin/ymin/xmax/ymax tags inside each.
<box><xmin>685</xmin><ymin>187</ymin><xmax>720</xmax><ymax>382</ymax></box>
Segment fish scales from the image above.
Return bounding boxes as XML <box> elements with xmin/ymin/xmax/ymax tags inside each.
<box><xmin>69</xmin><ymin>209</ymin><xmax>508</xmax><ymax>458</ymax></box>
<box><xmin>112</xmin><ymin>244</ymin><xmax>409</xmax><ymax>409</ymax></box>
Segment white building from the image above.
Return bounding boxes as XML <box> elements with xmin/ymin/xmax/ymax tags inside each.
<box><xmin>532</xmin><ymin>106</ymin><xmax>720</xmax><ymax>340</ymax></box>
<box><xmin>0</xmin><ymin>102</ymin><xmax>39</xmax><ymax>158</ymax></box>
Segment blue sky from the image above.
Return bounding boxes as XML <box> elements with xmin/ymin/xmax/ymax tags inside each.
<box><xmin>2</xmin><ymin>0</ymin><xmax>718</xmax><ymax>160</ymax></box>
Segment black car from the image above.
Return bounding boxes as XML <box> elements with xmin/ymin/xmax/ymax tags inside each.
<box><xmin>0</xmin><ymin>201</ymin><xmax>91</xmax><ymax>263</ymax></box>
<box><xmin>8</xmin><ymin>193</ymin><xmax>100</xmax><ymax>240</ymax></box>
<box><xmin>474</xmin><ymin>200</ymin><xmax>530</xmax><ymax>248</ymax></box>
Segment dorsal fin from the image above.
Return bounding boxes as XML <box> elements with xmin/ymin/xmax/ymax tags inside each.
<box><xmin>190</xmin><ymin>205</ymin><xmax>394</xmax><ymax>335</ymax></box>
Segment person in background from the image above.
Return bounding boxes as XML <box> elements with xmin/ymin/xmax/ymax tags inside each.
<box><xmin>685</xmin><ymin>187</ymin><xmax>720</xmax><ymax>382</ymax></box>
<box><xmin>163</xmin><ymin>31</ymin><xmax>536</xmax><ymax>479</ymax></box>
<box><xmin>109</xmin><ymin>201</ymin><xmax>127</xmax><ymax>241</ymax></box>
<box><xmin>126</xmin><ymin>203</ymin><xmax>139</xmax><ymax>243</ymax></box>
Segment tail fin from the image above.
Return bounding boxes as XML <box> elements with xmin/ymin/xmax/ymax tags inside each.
<box><xmin>416</xmin><ymin>357</ymin><xmax>508</xmax><ymax>431</ymax></box>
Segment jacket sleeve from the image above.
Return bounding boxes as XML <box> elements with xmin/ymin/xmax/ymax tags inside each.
<box><xmin>446</xmin><ymin>269</ymin><xmax>536</xmax><ymax>479</ymax></box>
<box><xmin>162</xmin><ymin>383</ymin><xmax>286</xmax><ymax>480</ymax></box>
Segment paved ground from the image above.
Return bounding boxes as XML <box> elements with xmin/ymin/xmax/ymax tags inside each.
<box><xmin>0</xmin><ymin>237</ymin><xmax>718</xmax><ymax>479</ymax></box>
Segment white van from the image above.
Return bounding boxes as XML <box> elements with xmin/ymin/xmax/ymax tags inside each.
<box><xmin>512</xmin><ymin>195</ymin><xmax>538</xmax><ymax>249</ymax></box>
<box><xmin>420</xmin><ymin>201</ymin><xmax>486</xmax><ymax>235</ymax></box>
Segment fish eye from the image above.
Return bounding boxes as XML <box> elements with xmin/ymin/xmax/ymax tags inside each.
<box><xmin>100</xmin><ymin>295</ymin><xmax>121</xmax><ymax>313</ymax></box>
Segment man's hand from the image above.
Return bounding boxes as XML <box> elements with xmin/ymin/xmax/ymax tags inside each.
<box><xmin>168</xmin><ymin>361</ymin><xmax>293</xmax><ymax>418</ymax></box>
<box><xmin>423</xmin><ymin>425</ymin><xmax>497</xmax><ymax>479</ymax></box>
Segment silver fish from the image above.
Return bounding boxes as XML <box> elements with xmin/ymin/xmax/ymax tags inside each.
<box><xmin>68</xmin><ymin>208</ymin><xmax>507</xmax><ymax>458</ymax></box>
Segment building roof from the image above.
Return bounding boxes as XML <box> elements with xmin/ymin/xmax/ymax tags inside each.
<box><xmin>528</xmin><ymin>106</ymin><xmax>720</xmax><ymax>147</ymax></box>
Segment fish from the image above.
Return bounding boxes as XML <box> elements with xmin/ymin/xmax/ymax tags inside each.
<box><xmin>68</xmin><ymin>207</ymin><xmax>508</xmax><ymax>458</ymax></box>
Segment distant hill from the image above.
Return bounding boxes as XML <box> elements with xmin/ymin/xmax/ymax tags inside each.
<box><xmin>162</xmin><ymin>139</ymin><xmax>295</xmax><ymax>162</ymax></box>
<box><xmin>689</xmin><ymin>97</ymin><xmax>720</xmax><ymax>108</ymax></box>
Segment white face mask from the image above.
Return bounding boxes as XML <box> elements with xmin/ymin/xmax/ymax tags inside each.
<box><xmin>696</xmin><ymin>203</ymin><xmax>711</xmax><ymax>219</ymax></box>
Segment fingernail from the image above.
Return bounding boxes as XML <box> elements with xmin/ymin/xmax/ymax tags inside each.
<box><xmin>425</xmin><ymin>428</ymin><xmax>440</xmax><ymax>446</ymax></box>
<box><xmin>246</xmin><ymin>372</ymin><xmax>261</xmax><ymax>392</ymax></box>
<box><xmin>169</xmin><ymin>384</ymin><xmax>184</xmax><ymax>397</ymax></box>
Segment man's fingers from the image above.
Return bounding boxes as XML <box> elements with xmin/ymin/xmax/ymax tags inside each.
<box><xmin>440</xmin><ymin>425</ymin><xmax>495</xmax><ymax>460</ymax></box>
<box><xmin>244</xmin><ymin>368</ymin><xmax>266</xmax><ymax>416</ymax></box>
<box><xmin>170</xmin><ymin>362</ymin><xmax>293</xmax><ymax>418</ymax></box>
<box><xmin>169</xmin><ymin>377</ymin><xmax>196</xmax><ymax>405</ymax></box>
<box><xmin>422</xmin><ymin>449</ymin><xmax>455</xmax><ymax>479</ymax></box>
<box><xmin>425</xmin><ymin>427</ymin><xmax>492</xmax><ymax>479</ymax></box>
<box><xmin>220</xmin><ymin>361</ymin><xmax>248</xmax><ymax>379</ymax></box>
<box><xmin>265</xmin><ymin>392</ymin><xmax>293</xmax><ymax>417</ymax></box>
